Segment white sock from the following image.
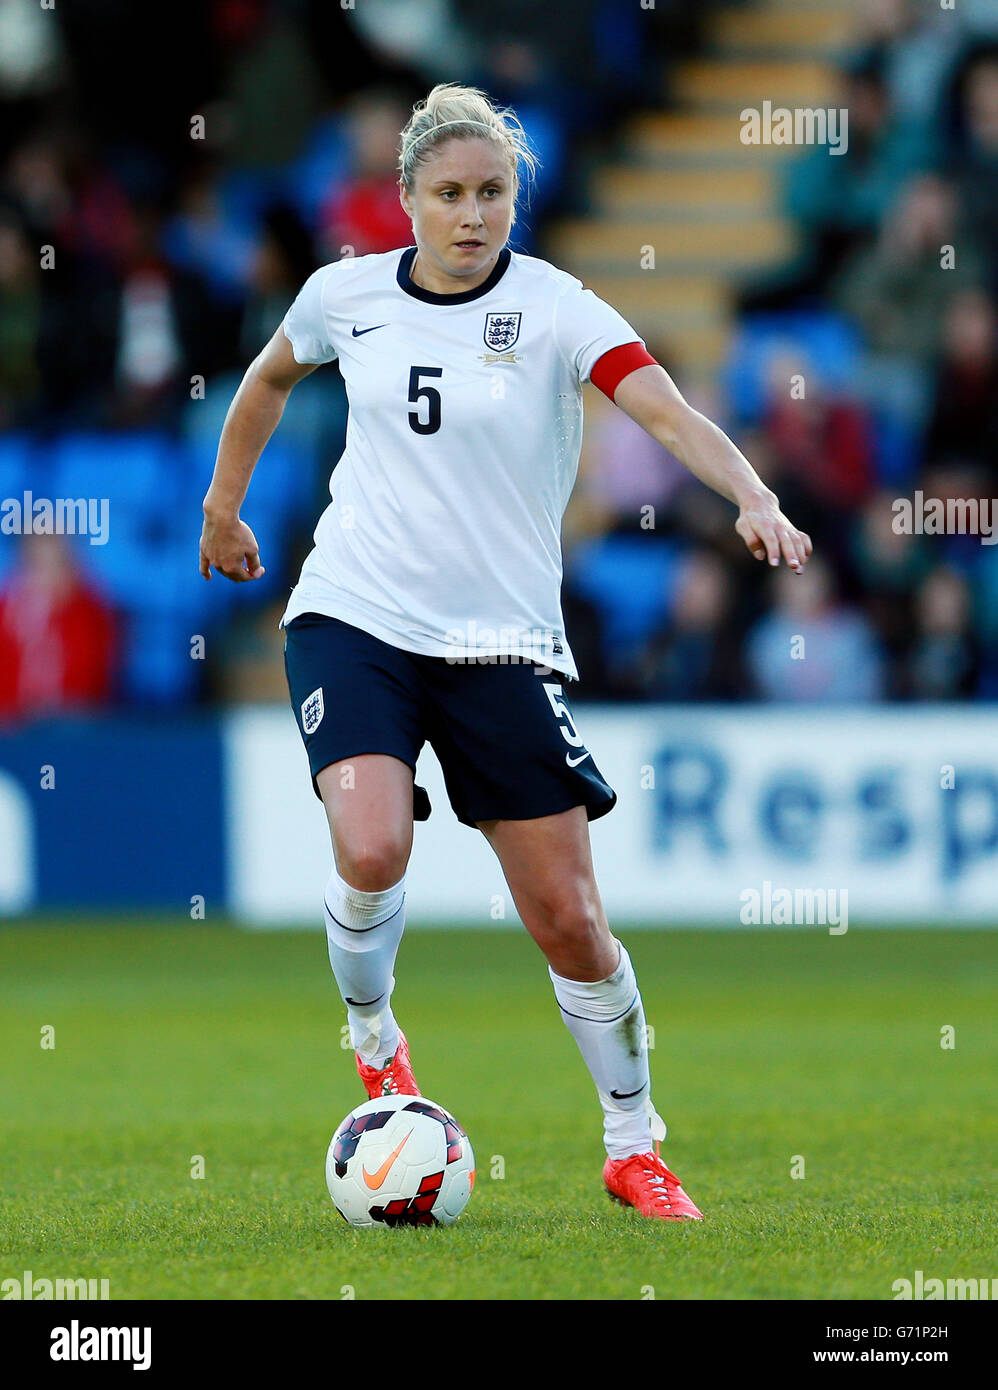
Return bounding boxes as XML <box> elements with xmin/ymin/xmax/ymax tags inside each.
<box><xmin>323</xmin><ymin>867</ymin><xmax>406</xmax><ymax>1068</ymax></box>
<box><xmin>549</xmin><ymin>940</ymin><xmax>665</xmax><ymax>1160</ymax></box>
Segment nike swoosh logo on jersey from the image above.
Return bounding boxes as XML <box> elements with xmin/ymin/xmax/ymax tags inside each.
<box><xmin>352</xmin><ymin>323</ymin><xmax>387</xmax><ymax>337</ymax></box>
<box><xmin>362</xmin><ymin>1130</ymin><xmax>413</xmax><ymax>1190</ymax></box>
<box><xmin>609</xmin><ymin>1086</ymin><xmax>647</xmax><ymax>1100</ymax></box>
<box><xmin>566</xmin><ymin>750</ymin><xmax>591</xmax><ymax>768</ymax></box>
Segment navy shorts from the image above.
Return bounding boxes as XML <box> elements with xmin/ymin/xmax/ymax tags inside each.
<box><xmin>283</xmin><ymin>613</ymin><xmax>616</xmax><ymax>828</ymax></box>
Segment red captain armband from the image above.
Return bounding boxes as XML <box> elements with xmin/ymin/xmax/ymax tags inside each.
<box><xmin>589</xmin><ymin>342</ymin><xmax>659</xmax><ymax>401</ymax></box>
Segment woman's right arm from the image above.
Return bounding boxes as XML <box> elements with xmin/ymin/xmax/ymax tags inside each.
<box><xmin>199</xmin><ymin>326</ymin><xmax>318</xmax><ymax>582</ymax></box>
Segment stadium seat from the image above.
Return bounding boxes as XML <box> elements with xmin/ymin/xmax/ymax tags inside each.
<box><xmin>120</xmin><ymin>610</ymin><xmax>202</xmax><ymax>705</ymax></box>
<box><xmin>44</xmin><ymin>433</ymin><xmax>178</xmax><ymax>608</ymax></box>
<box><xmin>568</xmin><ymin>534</ymin><xmax>680</xmax><ymax>660</ymax></box>
<box><xmin>723</xmin><ymin>310</ymin><xmax>863</xmax><ymax>424</ymax></box>
<box><xmin>0</xmin><ymin>432</ymin><xmax>35</xmax><ymax>501</ymax></box>
<box><xmin>281</xmin><ymin>115</ymin><xmax>350</xmax><ymax>230</ymax></box>
<box><xmin>0</xmin><ymin>436</ymin><xmax>33</xmax><ymax>585</ymax></box>
<box><xmin>48</xmin><ymin>432</ymin><xmax>181</xmax><ymax>531</ymax></box>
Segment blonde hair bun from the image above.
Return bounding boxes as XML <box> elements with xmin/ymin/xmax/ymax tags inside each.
<box><xmin>399</xmin><ymin>83</ymin><xmax>539</xmax><ymax>225</ymax></box>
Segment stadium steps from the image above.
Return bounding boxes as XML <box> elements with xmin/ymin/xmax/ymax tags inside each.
<box><xmin>624</xmin><ymin>111</ymin><xmax>804</xmax><ymax>168</ymax></box>
<box><xmin>759</xmin><ymin>0</ymin><xmax>870</xmax><ymax>10</ymax></box>
<box><xmin>708</xmin><ymin>9</ymin><xmax>857</xmax><ymax>60</ymax></box>
<box><xmin>671</xmin><ymin>59</ymin><xmax>838</xmax><ymax>113</ymax></box>
<box><xmin>573</xmin><ymin>273</ymin><xmax>732</xmax><ymax>363</ymax></box>
<box><xmin>547</xmin><ymin>217</ymin><xmax>795</xmax><ymax>271</ymax></box>
<box><xmin>592</xmin><ymin>167</ymin><xmax>774</xmax><ymax>215</ymax></box>
<box><xmin>541</xmin><ymin>0</ymin><xmax>865</xmax><ymax>384</ymax></box>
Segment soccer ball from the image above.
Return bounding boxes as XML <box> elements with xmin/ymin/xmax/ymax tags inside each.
<box><xmin>326</xmin><ymin>1095</ymin><xmax>475</xmax><ymax>1228</ymax></box>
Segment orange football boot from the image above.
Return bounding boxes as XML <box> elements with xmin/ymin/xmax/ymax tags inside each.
<box><xmin>355</xmin><ymin>1029</ymin><xmax>421</xmax><ymax>1099</ymax></box>
<box><xmin>604</xmin><ymin>1145</ymin><xmax>705</xmax><ymax>1221</ymax></box>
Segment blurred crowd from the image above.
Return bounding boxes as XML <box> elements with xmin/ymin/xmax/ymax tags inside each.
<box><xmin>0</xmin><ymin>0</ymin><xmax>995</xmax><ymax>719</ymax></box>
<box><xmin>565</xmin><ymin>0</ymin><xmax>998</xmax><ymax>701</ymax></box>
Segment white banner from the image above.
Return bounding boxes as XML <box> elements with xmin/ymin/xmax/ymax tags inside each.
<box><xmin>224</xmin><ymin>706</ymin><xmax>998</xmax><ymax>927</ymax></box>
<box><xmin>0</xmin><ymin>770</ymin><xmax>34</xmax><ymax>914</ymax></box>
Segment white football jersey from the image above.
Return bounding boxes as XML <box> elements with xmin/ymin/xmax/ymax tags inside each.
<box><xmin>279</xmin><ymin>245</ymin><xmax>643</xmax><ymax>679</ymax></box>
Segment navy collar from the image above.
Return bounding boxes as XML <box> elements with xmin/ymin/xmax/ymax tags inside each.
<box><xmin>397</xmin><ymin>245</ymin><xmax>511</xmax><ymax>304</ymax></box>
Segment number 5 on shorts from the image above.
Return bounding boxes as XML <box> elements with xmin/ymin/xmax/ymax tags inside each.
<box><xmin>542</xmin><ymin>681</ymin><xmax>584</xmax><ymax>748</ymax></box>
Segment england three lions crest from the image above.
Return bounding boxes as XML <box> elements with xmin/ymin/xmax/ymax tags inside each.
<box><xmin>483</xmin><ymin>311</ymin><xmax>522</xmax><ymax>361</ymax></box>
<box><xmin>301</xmin><ymin>687</ymin><xmax>324</xmax><ymax>734</ymax></box>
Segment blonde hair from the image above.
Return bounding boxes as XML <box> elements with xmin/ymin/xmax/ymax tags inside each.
<box><xmin>398</xmin><ymin>83</ymin><xmax>539</xmax><ymax>225</ymax></box>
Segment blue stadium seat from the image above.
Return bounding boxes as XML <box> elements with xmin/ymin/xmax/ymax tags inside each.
<box><xmin>723</xmin><ymin>310</ymin><xmax>863</xmax><ymax>424</ymax></box>
<box><xmin>0</xmin><ymin>432</ymin><xmax>35</xmax><ymax>501</ymax></box>
<box><xmin>568</xmin><ymin>535</ymin><xmax>680</xmax><ymax>659</ymax></box>
<box><xmin>67</xmin><ymin>531</ymin><xmax>146</xmax><ymax>608</ymax></box>
<box><xmin>120</xmin><ymin>610</ymin><xmax>201</xmax><ymax>704</ymax></box>
<box><xmin>45</xmin><ymin>432</ymin><xmax>187</xmax><ymax>606</ymax></box>
<box><xmin>49</xmin><ymin>432</ymin><xmax>181</xmax><ymax>535</ymax></box>
<box><xmin>282</xmin><ymin>115</ymin><xmax>349</xmax><ymax>230</ymax></box>
<box><xmin>870</xmin><ymin>410</ymin><xmax>922</xmax><ymax>490</ymax></box>
<box><xmin>0</xmin><ymin>435</ymin><xmax>33</xmax><ymax>586</ymax></box>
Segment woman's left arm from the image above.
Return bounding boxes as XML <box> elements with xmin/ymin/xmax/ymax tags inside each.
<box><xmin>612</xmin><ymin>363</ymin><xmax>812</xmax><ymax>570</ymax></box>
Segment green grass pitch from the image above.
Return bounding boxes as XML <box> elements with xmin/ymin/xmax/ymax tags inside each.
<box><xmin>1</xmin><ymin>922</ymin><xmax>995</xmax><ymax>1300</ymax></box>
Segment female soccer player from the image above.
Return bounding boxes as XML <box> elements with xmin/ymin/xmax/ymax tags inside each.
<box><xmin>200</xmin><ymin>83</ymin><xmax>811</xmax><ymax>1222</ymax></box>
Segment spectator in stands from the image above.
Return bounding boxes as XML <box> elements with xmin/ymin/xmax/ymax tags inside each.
<box><xmin>760</xmin><ymin>347</ymin><xmax>876</xmax><ymax>514</ymax></box>
<box><xmin>945</xmin><ymin>40</ymin><xmax>998</xmax><ymax>298</ymax></box>
<box><xmin>239</xmin><ymin>202</ymin><xmax>317</xmax><ymax>360</ymax></box>
<box><xmin>851</xmin><ymin>491</ymin><xmax>930</xmax><ymax>599</ymax></box>
<box><xmin>219</xmin><ymin>0</ymin><xmax>323</xmax><ymax>170</ymax></box>
<box><xmin>915</xmin><ymin>461</ymin><xmax>996</xmax><ymax>583</ymax></box>
<box><xmin>849</xmin><ymin>492</ymin><xmax>930</xmax><ymax>696</ymax></box>
<box><xmin>632</xmin><ymin>548</ymin><xmax>747</xmax><ymax>701</ymax></box>
<box><xmin>775</xmin><ymin>53</ymin><xmax>930</xmax><ymax>301</ymax></box>
<box><xmin>0</xmin><ymin>534</ymin><xmax>116</xmax><ymax>722</ymax></box>
<box><xmin>730</xmin><ymin>350</ymin><xmax>875</xmax><ymax>578</ymax></box>
<box><xmin>3</xmin><ymin>126</ymin><xmax>139</xmax><ymax>274</ymax></box>
<box><xmin>746</xmin><ymin>555</ymin><xmax>884</xmax><ymax>702</ymax></box>
<box><xmin>829</xmin><ymin>173</ymin><xmax>986</xmax><ymax>434</ymax></box>
<box><xmin>162</xmin><ymin>159</ymin><xmax>255</xmax><ymax>307</ymax></box>
<box><xmin>904</xmin><ymin>565</ymin><xmax>980</xmax><ymax>699</ymax></box>
<box><xmin>853</xmin><ymin>0</ymin><xmax>963</xmax><ymax>149</ymax></box>
<box><xmin>318</xmin><ymin>89</ymin><xmax>414</xmax><ymax>258</ymax></box>
<box><xmin>107</xmin><ymin>200</ymin><xmax>218</xmax><ymax>427</ymax></box>
<box><xmin>831</xmin><ymin>174</ymin><xmax>986</xmax><ymax>364</ymax></box>
<box><xmin>924</xmin><ymin>287</ymin><xmax>998</xmax><ymax>473</ymax></box>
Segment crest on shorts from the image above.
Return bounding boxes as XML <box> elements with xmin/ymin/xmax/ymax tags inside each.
<box><xmin>483</xmin><ymin>311</ymin><xmax>521</xmax><ymax>352</ymax></box>
<box><xmin>301</xmin><ymin>687</ymin><xmax>324</xmax><ymax>735</ymax></box>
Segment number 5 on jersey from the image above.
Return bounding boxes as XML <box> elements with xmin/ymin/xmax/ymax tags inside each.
<box><xmin>408</xmin><ymin>366</ymin><xmax>442</xmax><ymax>435</ymax></box>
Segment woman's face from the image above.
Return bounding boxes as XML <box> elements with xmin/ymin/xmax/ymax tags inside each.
<box><xmin>400</xmin><ymin>137</ymin><xmax>515</xmax><ymax>287</ymax></box>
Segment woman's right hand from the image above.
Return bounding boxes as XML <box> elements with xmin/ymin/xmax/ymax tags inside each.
<box><xmin>199</xmin><ymin>509</ymin><xmax>266</xmax><ymax>582</ymax></box>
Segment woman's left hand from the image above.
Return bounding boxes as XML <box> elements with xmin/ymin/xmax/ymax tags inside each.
<box><xmin>735</xmin><ymin>494</ymin><xmax>812</xmax><ymax>571</ymax></box>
